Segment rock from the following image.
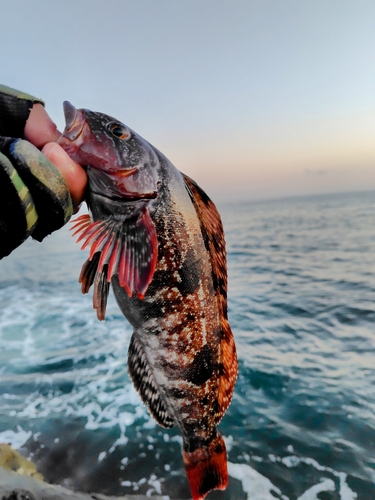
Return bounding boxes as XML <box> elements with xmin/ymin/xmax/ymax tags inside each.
<box><xmin>0</xmin><ymin>443</ymin><xmax>184</xmax><ymax>500</ymax></box>
<box><xmin>0</xmin><ymin>444</ymin><xmax>43</xmax><ymax>481</ymax></box>
<box><xmin>0</xmin><ymin>467</ymin><xmax>172</xmax><ymax>500</ymax></box>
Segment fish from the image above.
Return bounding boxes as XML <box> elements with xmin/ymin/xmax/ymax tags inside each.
<box><xmin>59</xmin><ymin>101</ymin><xmax>238</xmax><ymax>500</ymax></box>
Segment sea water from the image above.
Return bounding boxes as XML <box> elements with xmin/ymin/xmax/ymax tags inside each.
<box><xmin>0</xmin><ymin>190</ymin><xmax>374</xmax><ymax>499</ymax></box>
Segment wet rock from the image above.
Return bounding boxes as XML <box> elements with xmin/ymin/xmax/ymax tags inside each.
<box><xmin>0</xmin><ymin>444</ymin><xmax>182</xmax><ymax>500</ymax></box>
<box><xmin>0</xmin><ymin>467</ymin><xmax>172</xmax><ymax>500</ymax></box>
<box><xmin>0</xmin><ymin>444</ymin><xmax>43</xmax><ymax>481</ymax></box>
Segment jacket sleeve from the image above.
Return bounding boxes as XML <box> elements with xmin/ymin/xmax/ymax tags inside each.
<box><xmin>0</xmin><ymin>84</ymin><xmax>44</xmax><ymax>137</ymax></box>
<box><xmin>0</xmin><ymin>85</ymin><xmax>73</xmax><ymax>259</ymax></box>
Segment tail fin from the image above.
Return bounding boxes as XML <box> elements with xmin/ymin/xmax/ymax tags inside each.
<box><xmin>183</xmin><ymin>433</ymin><xmax>228</xmax><ymax>500</ymax></box>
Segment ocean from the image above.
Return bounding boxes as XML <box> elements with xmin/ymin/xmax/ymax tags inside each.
<box><xmin>0</xmin><ymin>190</ymin><xmax>374</xmax><ymax>500</ymax></box>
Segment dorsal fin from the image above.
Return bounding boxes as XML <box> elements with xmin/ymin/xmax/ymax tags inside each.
<box><xmin>183</xmin><ymin>174</ymin><xmax>238</xmax><ymax>424</ymax></box>
<box><xmin>183</xmin><ymin>175</ymin><xmax>228</xmax><ymax>314</ymax></box>
<box><xmin>128</xmin><ymin>333</ymin><xmax>175</xmax><ymax>428</ymax></box>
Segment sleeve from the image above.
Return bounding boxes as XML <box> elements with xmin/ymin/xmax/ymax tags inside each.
<box><xmin>0</xmin><ymin>84</ymin><xmax>44</xmax><ymax>138</ymax></box>
<box><xmin>0</xmin><ymin>86</ymin><xmax>73</xmax><ymax>259</ymax></box>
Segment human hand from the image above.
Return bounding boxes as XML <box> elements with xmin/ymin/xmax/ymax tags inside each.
<box><xmin>0</xmin><ymin>85</ymin><xmax>88</xmax><ymax>258</ymax></box>
<box><xmin>24</xmin><ymin>103</ymin><xmax>87</xmax><ymax>210</ymax></box>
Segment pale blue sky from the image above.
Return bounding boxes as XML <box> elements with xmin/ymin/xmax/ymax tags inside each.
<box><xmin>1</xmin><ymin>0</ymin><xmax>374</xmax><ymax>201</ymax></box>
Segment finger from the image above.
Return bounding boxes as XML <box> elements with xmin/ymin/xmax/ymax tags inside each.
<box><xmin>24</xmin><ymin>104</ymin><xmax>60</xmax><ymax>147</ymax></box>
<box><xmin>42</xmin><ymin>143</ymin><xmax>87</xmax><ymax>209</ymax></box>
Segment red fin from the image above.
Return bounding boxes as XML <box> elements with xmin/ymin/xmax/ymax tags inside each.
<box><xmin>98</xmin><ymin>231</ymin><xmax>116</xmax><ymax>272</ymax></box>
<box><xmin>183</xmin><ymin>175</ymin><xmax>238</xmax><ymax>422</ymax></box>
<box><xmin>70</xmin><ymin>208</ymin><xmax>158</xmax><ymax>303</ymax></box>
<box><xmin>88</xmin><ymin>226</ymin><xmax>109</xmax><ymax>257</ymax></box>
<box><xmin>183</xmin><ymin>433</ymin><xmax>228</xmax><ymax>500</ymax></box>
<box><xmin>79</xmin><ymin>253</ymin><xmax>100</xmax><ymax>294</ymax></box>
<box><xmin>93</xmin><ymin>268</ymin><xmax>110</xmax><ymax>321</ymax></box>
<box><xmin>77</xmin><ymin>221</ymin><xmax>105</xmax><ymax>246</ymax></box>
<box><xmin>115</xmin><ymin>207</ymin><xmax>158</xmax><ymax>299</ymax></box>
<box><xmin>70</xmin><ymin>214</ymin><xmax>91</xmax><ymax>235</ymax></box>
<box><xmin>134</xmin><ymin>207</ymin><xmax>158</xmax><ymax>298</ymax></box>
<box><xmin>107</xmin><ymin>237</ymin><xmax>121</xmax><ymax>280</ymax></box>
<box><xmin>78</xmin><ymin>253</ymin><xmax>109</xmax><ymax>320</ymax></box>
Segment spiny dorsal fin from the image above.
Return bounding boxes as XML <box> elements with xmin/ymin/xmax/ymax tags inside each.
<box><xmin>128</xmin><ymin>333</ymin><xmax>175</xmax><ymax>428</ymax></box>
<box><xmin>183</xmin><ymin>174</ymin><xmax>238</xmax><ymax>424</ymax></box>
<box><xmin>183</xmin><ymin>175</ymin><xmax>228</xmax><ymax>315</ymax></box>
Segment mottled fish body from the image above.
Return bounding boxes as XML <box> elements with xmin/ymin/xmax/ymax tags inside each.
<box><xmin>59</xmin><ymin>102</ymin><xmax>237</xmax><ymax>500</ymax></box>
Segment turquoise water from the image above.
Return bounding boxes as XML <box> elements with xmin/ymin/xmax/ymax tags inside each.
<box><xmin>0</xmin><ymin>190</ymin><xmax>374</xmax><ymax>499</ymax></box>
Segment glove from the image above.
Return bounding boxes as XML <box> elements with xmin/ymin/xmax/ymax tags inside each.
<box><xmin>0</xmin><ymin>85</ymin><xmax>73</xmax><ymax>259</ymax></box>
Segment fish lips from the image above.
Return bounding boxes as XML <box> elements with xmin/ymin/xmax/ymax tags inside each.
<box><xmin>63</xmin><ymin>101</ymin><xmax>77</xmax><ymax>130</ymax></box>
<box><xmin>61</xmin><ymin>101</ymin><xmax>86</xmax><ymax>141</ymax></box>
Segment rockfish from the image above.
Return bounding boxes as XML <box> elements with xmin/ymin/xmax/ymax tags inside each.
<box><xmin>59</xmin><ymin>102</ymin><xmax>238</xmax><ymax>500</ymax></box>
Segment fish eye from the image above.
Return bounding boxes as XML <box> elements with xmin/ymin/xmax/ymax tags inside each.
<box><xmin>108</xmin><ymin>122</ymin><xmax>130</xmax><ymax>140</ymax></box>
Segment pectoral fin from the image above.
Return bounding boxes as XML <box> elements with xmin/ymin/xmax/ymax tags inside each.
<box><xmin>78</xmin><ymin>253</ymin><xmax>109</xmax><ymax>321</ymax></box>
<box><xmin>71</xmin><ymin>208</ymin><xmax>158</xmax><ymax>317</ymax></box>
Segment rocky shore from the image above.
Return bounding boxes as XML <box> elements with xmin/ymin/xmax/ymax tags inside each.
<box><xmin>0</xmin><ymin>468</ymin><xmax>177</xmax><ymax>500</ymax></box>
<box><xmin>0</xmin><ymin>444</ymin><xmax>179</xmax><ymax>500</ymax></box>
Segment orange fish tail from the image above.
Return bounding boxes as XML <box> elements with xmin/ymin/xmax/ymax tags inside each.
<box><xmin>183</xmin><ymin>433</ymin><xmax>228</xmax><ymax>500</ymax></box>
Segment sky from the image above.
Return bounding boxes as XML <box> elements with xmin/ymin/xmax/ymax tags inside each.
<box><xmin>1</xmin><ymin>0</ymin><xmax>374</xmax><ymax>202</ymax></box>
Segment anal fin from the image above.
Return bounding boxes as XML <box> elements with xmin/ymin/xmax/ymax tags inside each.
<box><xmin>128</xmin><ymin>333</ymin><xmax>175</xmax><ymax>428</ymax></box>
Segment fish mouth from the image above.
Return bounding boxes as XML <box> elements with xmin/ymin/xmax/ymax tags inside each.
<box><xmin>90</xmin><ymin>189</ymin><xmax>157</xmax><ymax>205</ymax></box>
<box><xmin>98</xmin><ymin>190</ymin><xmax>157</xmax><ymax>201</ymax></box>
<box><xmin>87</xmin><ymin>167</ymin><xmax>158</xmax><ymax>202</ymax></box>
<box><xmin>60</xmin><ymin>101</ymin><xmax>85</xmax><ymax>141</ymax></box>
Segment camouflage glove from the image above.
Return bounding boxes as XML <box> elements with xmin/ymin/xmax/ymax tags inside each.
<box><xmin>0</xmin><ymin>85</ymin><xmax>73</xmax><ymax>259</ymax></box>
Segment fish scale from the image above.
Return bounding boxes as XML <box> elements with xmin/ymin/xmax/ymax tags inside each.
<box><xmin>112</xmin><ymin>167</ymin><xmax>221</xmax><ymax>430</ymax></box>
<box><xmin>59</xmin><ymin>101</ymin><xmax>237</xmax><ymax>500</ymax></box>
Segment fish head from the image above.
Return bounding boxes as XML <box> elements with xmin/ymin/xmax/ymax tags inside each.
<box><xmin>58</xmin><ymin>101</ymin><xmax>160</xmax><ymax>202</ymax></box>
<box><xmin>61</xmin><ymin>102</ymin><xmax>162</xmax><ymax>306</ymax></box>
